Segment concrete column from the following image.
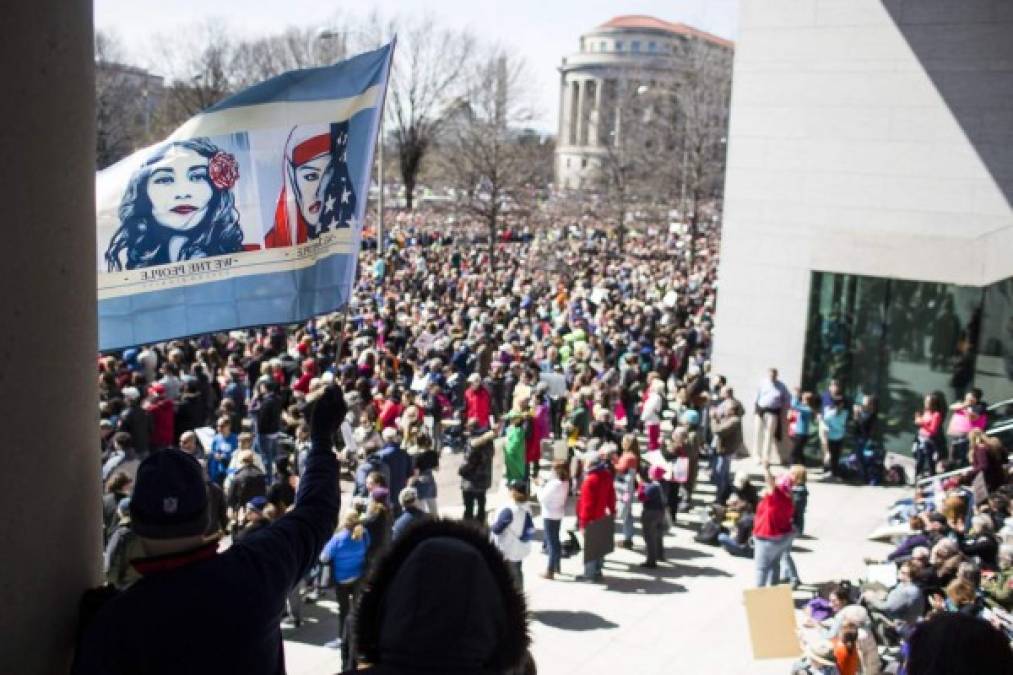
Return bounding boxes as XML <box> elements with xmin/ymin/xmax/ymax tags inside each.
<box><xmin>568</xmin><ymin>80</ymin><xmax>579</xmax><ymax>146</ymax></box>
<box><xmin>0</xmin><ymin>1</ymin><xmax>100</xmax><ymax>673</ymax></box>
<box><xmin>592</xmin><ymin>78</ymin><xmax>604</xmax><ymax>146</ymax></box>
<box><xmin>614</xmin><ymin>80</ymin><xmax>625</xmax><ymax>147</ymax></box>
<box><xmin>575</xmin><ymin>79</ymin><xmax>586</xmax><ymax>146</ymax></box>
<box><xmin>557</xmin><ymin>71</ymin><xmax>568</xmax><ymax>145</ymax></box>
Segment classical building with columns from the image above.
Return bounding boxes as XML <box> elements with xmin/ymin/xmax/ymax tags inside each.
<box><xmin>555</xmin><ymin>15</ymin><xmax>733</xmax><ymax>191</ymax></box>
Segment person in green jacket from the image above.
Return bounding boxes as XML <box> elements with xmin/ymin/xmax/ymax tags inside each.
<box><xmin>504</xmin><ymin>413</ymin><xmax>528</xmax><ymax>482</ymax></box>
<box><xmin>982</xmin><ymin>545</ymin><xmax>1013</xmax><ymax>611</ymax></box>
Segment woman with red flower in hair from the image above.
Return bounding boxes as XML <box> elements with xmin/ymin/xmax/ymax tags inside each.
<box><xmin>266</xmin><ymin>122</ymin><xmax>357</xmax><ymax>248</ymax></box>
<box><xmin>105</xmin><ymin>137</ymin><xmax>244</xmax><ymax>270</ymax></box>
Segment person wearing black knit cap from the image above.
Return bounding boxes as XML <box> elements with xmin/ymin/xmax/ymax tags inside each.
<box><xmin>347</xmin><ymin>519</ymin><xmax>532</xmax><ymax>675</ymax></box>
<box><xmin>72</xmin><ymin>385</ymin><xmax>346</xmax><ymax>675</ymax></box>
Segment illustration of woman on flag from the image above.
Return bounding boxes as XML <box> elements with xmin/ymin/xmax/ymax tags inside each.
<box><xmin>104</xmin><ymin>137</ymin><xmax>244</xmax><ymax>271</ymax></box>
<box><xmin>265</xmin><ymin>121</ymin><xmax>357</xmax><ymax>248</ymax></box>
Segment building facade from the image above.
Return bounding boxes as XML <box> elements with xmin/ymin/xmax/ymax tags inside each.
<box><xmin>554</xmin><ymin>15</ymin><xmax>733</xmax><ymax>191</ymax></box>
<box><xmin>713</xmin><ymin>0</ymin><xmax>1013</xmax><ymax>454</ymax></box>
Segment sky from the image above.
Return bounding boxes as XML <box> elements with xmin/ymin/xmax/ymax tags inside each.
<box><xmin>95</xmin><ymin>0</ymin><xmax>739</xmax><ymax>133</ymax></box>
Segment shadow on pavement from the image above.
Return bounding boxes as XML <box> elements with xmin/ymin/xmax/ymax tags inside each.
<box><xmin>533</xmin><ymin>609</ymin><xmax>620</xmax><ymax>631</ymax></box>
<box><xmin>600</xmin><ymin>574</ymin><xmax>688</xmax><ymax>595</ymax></box>
<box><xmin>609</xmin><ymin>559</ymin><xmax>732</xmax><ymax>579</ymax></box>
<box><xmin>281</xmin><ymin>601</ymin><xmax>339</xmax><ymax>647</ymax></box>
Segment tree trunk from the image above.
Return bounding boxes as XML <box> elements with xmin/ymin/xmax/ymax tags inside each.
<box><xmin>404</xmin><ymin>172</ymin><xmax>415</xmax><ymax>211</ymax></box>
<box><xmin>487</xmin><ymin>210</ymin><xmax>497</xmax><ymax>275</ymax></box>
<box><xmin>616</xmin><ymin>201</ymin><xmax>626</xmax><ymax>254</ymax></box>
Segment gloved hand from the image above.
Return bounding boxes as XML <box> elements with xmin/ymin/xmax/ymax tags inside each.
<box><xmin>310</xmin><ymin>384</ymin><xmax>347</xmax><ymax>442</ymax></box>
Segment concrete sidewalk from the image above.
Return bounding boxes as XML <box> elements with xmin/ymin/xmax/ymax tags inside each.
<box><xmin>285</xmin><ymin>453</ymin><xmax>906</xmax><ymax>675</ymax></box>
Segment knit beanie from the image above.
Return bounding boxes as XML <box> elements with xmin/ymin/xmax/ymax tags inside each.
<box><xmin>130</xmin><ymin>449</ymin><xmax>209</xmax><ymax>539</ymax></box>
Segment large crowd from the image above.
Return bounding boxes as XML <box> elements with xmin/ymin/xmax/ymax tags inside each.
<box><xmin>83</xmin><ymin>204</ymin><xmax>1013</xmax><ymax>674</ymax></box>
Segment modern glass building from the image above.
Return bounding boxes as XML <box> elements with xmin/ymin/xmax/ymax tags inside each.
<box><xmin>712</xmin><ymin>0</ymin><xmax>1013</xmax><ymax>457</ymax></box>
<box><xmin>801</xmin><ymin>273</ymin><xmax>1012</xmax><ymax>453</ymax></box>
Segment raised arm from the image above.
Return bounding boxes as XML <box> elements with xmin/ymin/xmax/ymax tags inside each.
<box><xmin>233</xmin><ymin>385</ymin><xmax>343</xmax><ymax>594</ymax></box>
<box><xmin>762</xmin><ymin>460</ymin><xmax>776</xmax><ymax>492</ymax></box>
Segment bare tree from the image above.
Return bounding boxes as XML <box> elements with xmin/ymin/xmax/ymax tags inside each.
<box><xmin>152</xmin><ymin>20</ymin><xmax>235</xmax><ymax>130</ymax></box>
<box><xmin>673</xmin><ymin>38</ymin><xmax>732</xmax><ymax>254</ymax></box>
<box><xmin>358</xmin><ymin>13</ymin><xmax>476</xmax><ymax>211</ymax></box>
<box><xmin>441</xmin><ymin>49</ymin><xmax>537</xmax><ymax>268</ymax></box>
<box><xmin>588</xmin><ymin>39</ymin><xmax>732</xmax><ymax>255</ymax></box>
<box><xmin>95</xmin><ymin>31</ymin><xmax>154</xmax><ymax>168</ymax></box>
<box><xmin>593</xmin><ymin>78</ymin><xmax>676</xmax><ymax>252</ymax></box>
<box><xmin>230</xmin><ymin>25</ymin><xmax>351</xmax><ymax>88</ymax></box>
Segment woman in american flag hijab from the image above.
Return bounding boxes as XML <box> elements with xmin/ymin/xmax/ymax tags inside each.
<box><xmin>265</xmin><ymin>122</ymin><xmax>357</xmax><ymax>248</ymax></box>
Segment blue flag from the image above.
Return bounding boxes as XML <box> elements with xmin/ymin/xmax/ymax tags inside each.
<box><xmin>96</xmin><ymin>43</ymin><xmax>394</xmax><ymax>351</ymax></box>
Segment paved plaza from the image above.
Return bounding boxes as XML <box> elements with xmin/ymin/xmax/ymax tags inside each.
<box><xmin>284</xmin><ymin>450</ymin><xmax>907</xmax><ymax>675</ymax></box>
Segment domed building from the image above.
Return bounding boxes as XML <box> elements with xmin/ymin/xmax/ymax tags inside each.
<box><xmin>555</xmin><ymin>15</ymin><xmax>734</xmax><ymax>190</ymax></box>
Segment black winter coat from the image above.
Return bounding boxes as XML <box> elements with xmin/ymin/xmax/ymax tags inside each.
<box><xmin>118</xmin><ymin>403</ymin><xmax>151</xmax><ymax>456</ymax></box>
<box><xmin>459</xmin><ymin>431</ymin><xmax>495</xmax><ymax>492</ymax></box>
<box><xmin>73</xmin><ymin>424</ymin><xmax>339</xmax><ymax>674</ymax></box>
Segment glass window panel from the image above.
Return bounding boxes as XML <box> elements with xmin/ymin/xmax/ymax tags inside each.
<box><xmin>802</xmin><ymin>272</ymin><xmax>1006</xmax><ymax>456</ymax></box>
<box><xmin>881</xmin><ymin>280</ymin><xmax>982</xmax><ymax>454</ymax></box>
<box><xmin>977</xmin><ymin>278</ymin><xmax>1013</xmax><ymax>412</ymax></box>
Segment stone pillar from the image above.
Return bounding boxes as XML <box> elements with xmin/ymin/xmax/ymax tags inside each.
<box><xmin>592</xmin><ymin>78</ymin><xmax>604</xmax><ymax>146</ymax></box>
<box><xmin>568</xmin><ymin>80</ymin><xmax>579</xmax><ymax>146</ymax></box>
<box><xmin>575</xmin><ymin>79</ymin><xmax>586</xmax><ymax>146</ymax></box>
<box><xmin>0</xmin><ymin>1</ymin><xmax>100</xmax><ymax>673</ymax></box>
<box><xmin>557</xmin><ymin>71</ymin><xmax>568</xmax><ymax>144</ymax></box>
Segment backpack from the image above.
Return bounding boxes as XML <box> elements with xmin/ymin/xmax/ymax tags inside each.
<box><xmin>694</xmin><ymin>518</ymin><xmax>723</xmax><ymax>546</ymax></box>
<box><xmin>560</xmin><ymin>529</ymin><xmax>582</xmax><ymax>558</ymax></box>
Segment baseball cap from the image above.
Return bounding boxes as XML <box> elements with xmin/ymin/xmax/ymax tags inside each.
<box><xmin>247</xmin><ymin>496</ymin><xmax>268</xmax><ymax>513</ymax></box>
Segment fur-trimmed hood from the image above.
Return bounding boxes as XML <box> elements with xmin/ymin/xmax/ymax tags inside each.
<box><xmin>354</xmin><ymin>519</ymin><xmax>530</xmax><ymax>674</ymax></box>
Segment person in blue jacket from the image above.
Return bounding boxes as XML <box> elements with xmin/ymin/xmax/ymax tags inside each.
<box><xmin>72</xmin><ymin>385</ymin><xmax>345</xmax><ymax>675</ymax></box>
<box><xmin>319</xmin><ymin>510</ymin><xmax>371</xmax><ymax>659</ymax></box>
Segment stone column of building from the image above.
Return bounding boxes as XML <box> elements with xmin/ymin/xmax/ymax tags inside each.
<box><xmin>591</xmin><ymin>80</ymin><xmax>599</xmax><ymax>145</ymax></box>
<box><xmin>0</xmin><ymin>1</ymin><xmax>100</xmax><ymax>673</ymax></box>
<box><xmin>568</xmin><ymin>79</ymin><xmax>579</xmax><ymax>146</ymax></box>
<box><xmin>557</xmin><ymin>71</ymin><xmax>568</xmax><ymax>144</ymax></box>
<box><xmin>570</xmin><ymin>79</ymin><xmax>582</xmax><ymax>146</ymax></box>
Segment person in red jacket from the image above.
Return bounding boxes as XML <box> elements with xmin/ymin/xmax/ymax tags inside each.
<box><xmin>144</xmin><ymin>383</ymin><xmax>175</xmax><ymax>452</ymax></box>
<box><xmin>752</xmin><ymin>460</ymin><xmax>795</xmax><ymax>587</ymax></box>
<box><xmin>291</xmin><ymin>358</ymin><xmax>317</xmax><ymax>395</ymax></box>
<box><xmin>377</xmin><ymin>390</ymin><xmax>404</xmax><ymax>430</ymax></box>
<box><xmin>576</xmin><ymin>452</ymin><xmax>616</xmax><ymax>582</ymax></box>
<box><xmin>464</xmin><ymin>373</ymin><xmax>492</xmax><ymax>429</ymax></box>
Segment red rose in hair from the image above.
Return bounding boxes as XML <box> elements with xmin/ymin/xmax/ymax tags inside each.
<box><xmin>209</xmin><ymin>151</ymin><xmax>239</xmax><ymax>190</ymax></box>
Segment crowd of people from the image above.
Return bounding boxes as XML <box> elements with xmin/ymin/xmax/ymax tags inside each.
<box><xmin>84</xmin><ymin>204</ymin><xmax>1012</xmax><ymax>674</ymax></box>
<box><xmin>781</xmin><ymin>394</ymin><xmax>1013</xmax><ymax>674</ymax></box>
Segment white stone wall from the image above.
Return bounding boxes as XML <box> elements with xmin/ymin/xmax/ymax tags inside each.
<box><xmin>712</xmin><ymin>0</ymin><xmax>1013</xmax><ymax>433</ymax></box>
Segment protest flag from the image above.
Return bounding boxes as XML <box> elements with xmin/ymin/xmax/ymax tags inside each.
<box><xmin>96</xmin><ymin>42</ymin><xmax>394</xmax><ymax>351</ymax></box>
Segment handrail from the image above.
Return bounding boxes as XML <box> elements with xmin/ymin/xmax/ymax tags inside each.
<box><xmin>916</xmin><ymin>466</ymin><xmax>973</xmax><ymax>490</ymax></box>
<box><xmin>987</xmin><ymin>398</ymin><xmax>1013</xmax><ymax>412</ymax></box>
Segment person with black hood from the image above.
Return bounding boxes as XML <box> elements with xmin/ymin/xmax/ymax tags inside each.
<box><xmin>460</xmin><ymin>419</ymin><xmax>495</xmax><ymax>522</ymax></box>
<box><xmin>72</xmin><ymin>385</ymin><xmax>345</xmax><ymax>675</ymax></box>
<box><xmin>345</xmin><ymin>519</ymin><xmax>531</xmax><ymax>674</ymax></box>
